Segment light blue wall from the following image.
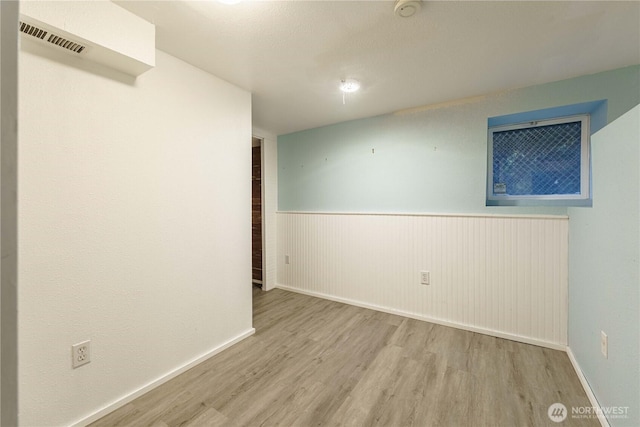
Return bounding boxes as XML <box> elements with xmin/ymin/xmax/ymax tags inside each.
<box><xmin>278</xmin><ymin>65</ymin><xmax>640</xmax><ymax>214</ymax></box>
<box><xmin>278</xmin><ymin>66</ymin><xmax>640</xmax><ymax>422</ymax></box>
<box><xmin>568</xmin><ymin>105</ymin><xmax>639</xmax><ymax>427</ymax></box>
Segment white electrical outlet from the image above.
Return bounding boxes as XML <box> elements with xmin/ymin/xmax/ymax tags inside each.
<box><xmin>72</xmin><ymin>340</ymin><xmax>91</xmax><ymax>369</ymax></box>
<box><xmin>420</xmin><ymin>271</ymin><xmax>430</xmax><ymax>285</ymax></box>
<box><xmin>601</xmin><ymin>331</ymin><xmax>608</xmax><ymax>359</ymax></box>
<box><xmin>285</xmin><ymin>255</ymin><xmax>290</xmax><ymax>265</ymax></box>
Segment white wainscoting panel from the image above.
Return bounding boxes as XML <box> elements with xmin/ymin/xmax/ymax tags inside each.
<box><xmin>277</xmin><ymin>212</ymin><xmax>568</xmax><ymax>348</ymax></box>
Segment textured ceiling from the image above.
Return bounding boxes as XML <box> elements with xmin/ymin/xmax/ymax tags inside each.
<box><xmin>116</xmin><ymin>1</ymin><xmax>640</xmax><ymax>135</ymax></box>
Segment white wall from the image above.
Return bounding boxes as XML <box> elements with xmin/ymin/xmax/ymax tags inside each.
<box><xmin>18</xmin><ymin>39</ymin><xmax>253</xmax><ymax>427</ymax></box>
<box><xmin>278</xmin><ymin>212</ymin><xmax>568</xmax><ymax>349</ymax></box>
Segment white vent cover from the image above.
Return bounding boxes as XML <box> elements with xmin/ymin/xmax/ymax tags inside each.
<box><xmin>19</xmin><ymin>1</ymin><xmax>154</xmax><ymax>77</ymax></box>
<box><xmin>20</xmin><ymin>21</ymin><xmax>86</xmax><ymax>54</ymax></box>
<box><xmin>19</xmin><ymin>21</ymin><xmax>47</xmax><ymax>40</ymax></box>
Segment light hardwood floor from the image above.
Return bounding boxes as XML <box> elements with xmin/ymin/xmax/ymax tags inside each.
<box><xmin>91</xmin><ymin>287</ymin><xmax>598</xmax><ymax>427</ymax></box>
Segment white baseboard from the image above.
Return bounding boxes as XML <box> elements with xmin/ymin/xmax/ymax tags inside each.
<box><xmin>275</xmin><ymin>284</ymin><xmax>566</xmax><ymax>351</ymax></box>
<box><xmin>70</xmin><ymin>328</ymin><xmax>256</xmax><ymax>427</ymax></box>
<box><xmin>566</xmin><ymin>347</ymin><xmax>609</xmax><ymax>427</ymax></box>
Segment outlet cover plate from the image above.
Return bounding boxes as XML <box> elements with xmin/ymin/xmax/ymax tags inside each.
<box><xmin>420</xmin><ymin>271</ymin><xmax>430</xmax><ymax>285</ymax></box>
<box><xmin>600</xmin><ymin>331</ymin><xmax>608</xmax><ymax>359</ymax></box>
<box><xmin>72</xmin><ymin>340</ymin><xmax>91</xmax><ymax>369</ymax></box>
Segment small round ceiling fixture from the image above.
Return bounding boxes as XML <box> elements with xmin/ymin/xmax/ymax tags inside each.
<box><xmin>340</xmin><ymin>79</ymin><xmax>360</xmax><ymax>93</ymax></box>
<box><xmin>339</xmin><ymin>79</ymin><xmax>360</xmax><ymax>105</ymax></box>
<box><xmin>394</xmin><ymin>0</ymin><xmax>421</xmax><ymax>18</ymax></box>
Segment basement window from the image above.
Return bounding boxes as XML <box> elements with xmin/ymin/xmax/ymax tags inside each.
<box><xmin>487</xmin><ymin>115</ymin><xmax>590</xmax><ymax>206</ymax></box>
<box><xmin>485</xmin><ymin>100</ymin><xmax>608</xmax><ymax>207</ymax></box>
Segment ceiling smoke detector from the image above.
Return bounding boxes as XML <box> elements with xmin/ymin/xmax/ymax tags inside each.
<box><xmin>394</xmin><ymin>0</ymin><xmax>421</xmax><ymax>17</ymax></box>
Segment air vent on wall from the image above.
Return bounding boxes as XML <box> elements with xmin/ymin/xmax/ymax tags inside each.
<box><xmin>19</xmin><ymin>21</ymin><xmax>86</xmax><ymax>54</ymax></box>
<box><xmin>47</xmin><ymin>34</ymin><xmax>86</xmax><ymax>54</ymax></box>
<box><xmin>19</xmin><ymin>1</ymin><xmax>155</xmax><ymax>77</ymax></box>
<box><xmin>19</xmin><ymin>21</ymin><xmax>47</xmax><ymax>40</ymax></box>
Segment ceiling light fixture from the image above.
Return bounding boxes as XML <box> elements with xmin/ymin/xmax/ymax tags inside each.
<box><xmin>394</xmin><ymin>0</ymin><xmax>421</xmax><ymax>18</ymax></box>
<box><xmin>340</xmin><ymin>79</ymin><xmax>360</xmax><ymax>93</ymax></box>
<box><xmin>339</xmin><ymin>79</ymin><xmax>360</xmax><ymax>105</ymax></box>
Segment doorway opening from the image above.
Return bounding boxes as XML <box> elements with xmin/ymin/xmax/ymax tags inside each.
<box><xmin>251</xmin><ymin>136</ymin><xmax>263</xmax><ymax>289</ymax></box>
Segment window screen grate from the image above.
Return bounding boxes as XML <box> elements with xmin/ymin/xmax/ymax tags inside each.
<box><xmin>492</xmin><ymin>121</ymin><xmax>582</xmax><ymax>196</ymax></box>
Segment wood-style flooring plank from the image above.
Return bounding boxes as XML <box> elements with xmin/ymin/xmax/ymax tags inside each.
<box><xmin>91</xmin><ymin>287</ymin><xmax>598</xmax><ymax>427</ymax></box>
